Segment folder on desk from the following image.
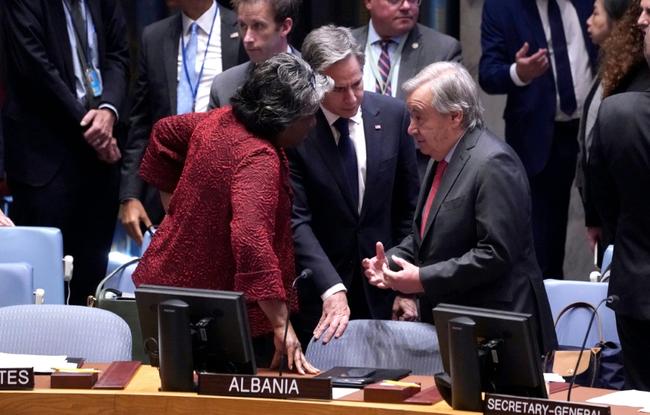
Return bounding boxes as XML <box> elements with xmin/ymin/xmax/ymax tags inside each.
<box><xmin>315</xmin><ymin>366</ymin><xmax>411</xmax><ymax>388</ymax></box>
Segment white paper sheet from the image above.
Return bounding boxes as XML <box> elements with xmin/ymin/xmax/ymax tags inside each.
<box><xmin>587</xmin><ymin>389</ymin><xmax>650</xmax><ymax>408</ymax></box>
<box><xmin>332</xmin><ymin>387</ymin><xmax>361</xmax><ymax>400</ymax></box>
<box><xmin>0</xmin><ymin>352</ymin><xmax>77</xmax><ymax>373</ymax></box>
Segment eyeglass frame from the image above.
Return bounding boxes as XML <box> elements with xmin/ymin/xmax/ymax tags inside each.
<box><xmin>384</xmin><ymin>0</ymin><xmax>422</xmax><ymax>7</ymax></box>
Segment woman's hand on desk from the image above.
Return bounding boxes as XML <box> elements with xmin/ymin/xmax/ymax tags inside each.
<box><xmin>271</xmin><ymin>323</ymin><xmax>320</xmax><ymax>376</ymax></box>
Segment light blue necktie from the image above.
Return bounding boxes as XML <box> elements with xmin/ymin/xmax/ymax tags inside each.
<box><xmin>177</xmin><ymin>22</ymin><xmax>198</xmax><ymax>114</ymax></box>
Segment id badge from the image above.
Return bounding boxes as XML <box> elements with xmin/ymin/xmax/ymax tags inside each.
<box><xmin>85</xmin><ymin>68</ymin><xmax>103</xmax><ymax>97</ymax></box>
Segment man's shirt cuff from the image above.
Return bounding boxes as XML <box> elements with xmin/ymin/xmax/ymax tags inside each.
<box><xmin>509</xmin><ymin>63</ymin><xmax>530</xmax><ymax>87</ymax></box>
<box><xmin>321</xmin><ymin>283</ymin><xmax>347</xmax><ymax>301</ymax></box>
<box><xmin>99</xmin><ymin>103</ymin><xmax>119</xmax><ymax>121</ymax></box>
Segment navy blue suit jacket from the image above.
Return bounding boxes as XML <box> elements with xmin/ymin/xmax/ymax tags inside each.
<box><xmin>479</xmin><ymin>0</ymin><xmax>596</xmax><ymax>175</ymax></box>
<box><xmin>287</xmin><ymin>92</ymin><xmax>419</xmax><ymax>319</ymax></box>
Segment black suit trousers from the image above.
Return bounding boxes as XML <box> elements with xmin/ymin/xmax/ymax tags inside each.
<box><xmin>616</xmin><ymin>314</ymin><xmax>650</xmax><ymax>391</ymax></box>
<box><xmin>530</xmin><ymin>120</ymin><xmax>579</xmax><ymax>279</ymax></box>
<box><xmin>9</xmin><ymin>149</ymin><xmax>119</xmax><ymax>305</ymax></box>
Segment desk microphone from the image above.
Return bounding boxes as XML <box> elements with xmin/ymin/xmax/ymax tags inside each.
<box><xmin>566</xmin><ymin>295</ymin><xmax>619</xmax><ymax>401</ymax></box>
<box><xmin>279</xmin><ymin>268</ymin><xmax>312</xmax><ymax>377</ymax></box>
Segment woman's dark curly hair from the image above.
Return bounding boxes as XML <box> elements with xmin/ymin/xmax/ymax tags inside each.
<box><xmin>600</xmin><ymin>1</ymin><xmax>645</xmax><ymax>97</ymax></box>
<box><xmin>231</xmin><ymin>53</ymin><xmax>331</xmax><ymax>141</ymax></box>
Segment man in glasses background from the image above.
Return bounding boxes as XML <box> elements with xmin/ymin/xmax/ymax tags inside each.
<box><xmin>352</xmin><ymin>0</ymin><xmax>462</xmax><ymax>181</ymax></box>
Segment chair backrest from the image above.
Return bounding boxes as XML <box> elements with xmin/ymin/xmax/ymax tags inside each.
<box><xmin>0</xmin><ymin>262</ymin><xmax>34</xmax><ymax>306</ymax></box>
<box><xmin>543</xmin><ymin>279</ymin><xmax>620</xmax><ymax>346</ymax></box>
<box><xmin>0</xmin><ymin>304</ymin><xmax>131</xmax><ymax>362</ymax></box>
<box><xmin>601</xmin><ymin>245</ymin><xmax>614</xmax><ymax>275</ymax></box>
<box><xmin>305</xmin><ymin>319</ymin><xmax>443</xmax><ymax>375</ymax></box>
<box><xmin>0</xmin><ymin>227</ymin><xmax>65</xmax><ymax>304</ymax></box>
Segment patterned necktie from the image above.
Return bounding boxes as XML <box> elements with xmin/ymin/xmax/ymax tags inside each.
<box><xmin>420</xmin><ymin>160</ymin><xmax>448</xmax><ymax>238</ymax></box>
<box><xmin>547</xmin><ymin>0</ymin><xmax>577</xmax><ymax>115</ymax></box>
<box><xmin>177</xmin><ymin>22</ymin><xmax>198</xmax><ymax>114</ymax></box>
<box><xmin>333</xmin><ymin>117</ymin><xmax>359</xmax><ymax>208</ymax></box>
<box><xmin>376</xmin><ymin>40</ymin><xmax>392</xmax><ymax>96</ymax></box>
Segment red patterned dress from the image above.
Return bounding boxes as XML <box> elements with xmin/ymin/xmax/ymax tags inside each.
<box><xmin>133</xmin><ymin>108</ymin><xmax>297</xmax><ymax>337</ymax></box>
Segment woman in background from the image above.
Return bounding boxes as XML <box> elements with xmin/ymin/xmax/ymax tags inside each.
<box><xmin>578</xmin><ymin>0</ymin><xmax>650</xmax><ymax>260</ymax></box>
<box><xmin>133</xmin><ymin>54</ymin><xmax>331</xmax><ymax>374</ymax></box>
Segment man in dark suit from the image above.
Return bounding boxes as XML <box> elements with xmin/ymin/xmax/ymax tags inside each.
<box><xmin>352</xmin><ymin>0</ymin><xmax>461</xmax><ymax>180</ymax></box>
<box><xmin>287</xmin><ymin>25</ymin><xmax>419</xmax><ymax>346</ymax></box>
<box><xmin>363</xmin><ymin>62</ymin><xmax>556</xmax><ymax>354</ymax></box>
<box><xmin>479</xmin><ymin>0</ymin><xmax>597</xmax><ymax>278</ymax></box>
<box><xmin>119</xmin><ymin>0</ymin><xmax>247</xmax><ymax>245</ymax></box>
<box><xmin>2</xmin><ymin>0</ymin><xmax>129</xmax><ymax>304</ymax></box>
<box><xmin>352</xmin><ymin>0</ymin><xmax>461</xmax><ymax>100</ymax></box>
<box><xmin>208</xmin><ymin>0</ymin><xmax>300</xmax><ymax>109</ymax></box>
<box><xmin>588</xmin><ymin>15</ymin><xmax>650</xmax><ymax>390</ymax></box>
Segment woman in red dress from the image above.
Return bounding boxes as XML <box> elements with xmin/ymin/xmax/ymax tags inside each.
<box><xmin>133</xmin><ymin>54</ymin><xmax>331</xmax><ymax>374</ymax></box>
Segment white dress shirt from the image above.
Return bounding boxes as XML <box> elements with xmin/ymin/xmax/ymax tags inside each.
<box><xmin>362</xmin><ymin>20</ymin><xmax>406</xmax><ymax>98</ymax></box>
<box><xmin>177</xmin><ymin>1</ymin><xmax>222</xmax><ymax>112</ymax></box>
<box><xmin>318</xmin><ymin>105</ymin><xmax>368</xmax><ymax>300</ymax></box>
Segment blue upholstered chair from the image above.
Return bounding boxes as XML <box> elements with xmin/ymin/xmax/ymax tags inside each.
<box><xmin>600</xmin><ymin>245</ymin><xmax>614</xmax><ymax>280</ymax></box>
<box><xmin>543</xmin><ymin>279</ymin><xmax>620</xmax><ymax>346</ymax></box>
<box><xmin>0</xmin><ymin>304</ymin><xmax>131</xmax><ymax>362</ymax></box>
<box><xmin>0</xmin><ymin>227</ymin><xmax>65</xmax><ymax>304</ymax></box>
<box><xmin>0</xmin><ymin>262</ymin><xmax>34</xmax><ymax>307</ymax></box>
<box><xmin>305</xmin><ymin>319</ymin><xmax>443</xmax><ymax>375</ymax></box>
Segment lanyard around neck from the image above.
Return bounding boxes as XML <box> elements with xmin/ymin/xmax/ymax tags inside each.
<box><xmin>366</xmin><ymin>36</ymin><xmax>407</xmax><ymax>95</ymax></box>
<box><xmin>181</xmin><ymin>5</ymin><xmax>219</xmax><ymax>111</ymax></box>
<box><xmin>62</xmin><ymin>0</ymin><xmax>93</xmax><ymax>67</ymax></box>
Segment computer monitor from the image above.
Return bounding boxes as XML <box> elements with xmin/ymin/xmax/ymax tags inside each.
<box><xmin>433</xmin><ymin>303</ymin><xmax>547</xmax><ymax>410</ymax></box>
<box><xmin>135</xmin><ymin>284</ymin><xmax>256</xmax><ymax>376</ymax></box>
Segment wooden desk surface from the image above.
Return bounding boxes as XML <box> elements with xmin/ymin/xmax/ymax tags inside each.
<box><xmin>0</xmin><ymin>366</ymin><xmax>641</xmax><ymax>415</ymax></box>
<box><xmin>0</xmin><ymin>366</ymin><xmax>473</xmax><ymax>415</ymax></box>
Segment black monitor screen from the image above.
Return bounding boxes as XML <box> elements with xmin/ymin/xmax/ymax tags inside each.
<box><xmin>135</xmin><ymin>284</ymin><xmax>256</xmax><ymax>375</ymax></box>
<box><xmin>433</xmin><ymin>303</ymin><xmax>546</xmax><ymax>402</ymax></box>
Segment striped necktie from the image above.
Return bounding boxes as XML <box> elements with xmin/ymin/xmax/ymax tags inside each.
<box><xmin>375</xmin><ymin>40</ymin><xmax>393</xmax><ymax>96</ymax></box>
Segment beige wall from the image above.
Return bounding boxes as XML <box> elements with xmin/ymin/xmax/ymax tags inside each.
<box><xmin>459</xmin><ymin>0</ymin><xmax>505</xmax><ymax>138</ymax></box>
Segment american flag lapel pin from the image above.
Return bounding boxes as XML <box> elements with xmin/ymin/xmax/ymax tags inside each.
<box><xmin>230</xmin><ymin>32</ymin><xmax>239</xmax><ymax>39</ymax></box>
<box><xmin>374</xmin><ymin>124</ymin><xmax>382</xmax><ymax>130</ymax></box>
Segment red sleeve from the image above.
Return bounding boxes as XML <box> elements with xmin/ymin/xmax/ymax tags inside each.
<box><xmin>230</xmin><ymin>148</ymin><xmax>287</xmax><ymax>302</ymax></box>
<box><xmin>140</xmin><ymin>112</ymin><xmax>209</xmax><ymax>193</ymax></box>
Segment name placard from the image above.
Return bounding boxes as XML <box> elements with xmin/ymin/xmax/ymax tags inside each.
<box><xmin>198</xmin><ymin>373</ymin><xmax>331</xmax><ymax>400</ymax></box>
<box><xmin>0</xmin><ymin>368</ymin><xmax>34</xmax><ymax>390</ymax></box>
<box><xmin>485</xmin><ymin>393</ymin><xmax>611</xmax><ymax>415</ymax></box>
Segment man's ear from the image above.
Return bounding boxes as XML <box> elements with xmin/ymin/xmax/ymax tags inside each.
<box><xmin>279</xmin><ymin>17</ymin><xmax>293</xmax><ymax>37</ymax></box>
<box><xmin>450</xmin><ymin>111</ymin><xmax>464</xmax><ymax>128</ymax></box>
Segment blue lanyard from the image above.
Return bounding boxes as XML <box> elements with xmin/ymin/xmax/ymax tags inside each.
<box><xmin>181</xmin><ymin>6</ymin><xmax>218</xmax><ymax>110</ymax></box>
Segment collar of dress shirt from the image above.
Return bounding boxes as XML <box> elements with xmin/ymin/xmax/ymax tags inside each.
<box><xmin>181</xmin><ymin>0</ymin><xmax>218</xmax><ymax>35</ymax></box>
<box><xmin>442</xmin><ymin>138</ymin><xmax>460</xmax><ymax>163</ymax></box>
<box><xmin>321</xmin><ymin>105</ymin><xmax>363</xmax><ymax>132</ymax></box>
<box><xmin>367</xmin><ymin>19</ymin><xmax>407</xmax><ymax>45</ymax></box>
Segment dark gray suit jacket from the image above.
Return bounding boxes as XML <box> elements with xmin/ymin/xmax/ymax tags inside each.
<box><xmin>208</xmin><ymin>46</ymin><xmax>301</xmax><ymax>109</ymax></box>
<box><xmin>287</xmin><ymin>92</ymin><xmax>419</xmax><ymax>321</ymax></box>
<box><xmin>387</xmin><ymin>127</ymin><xmax>557</xmax><ymax>354</ymax></box>
<box><xmin>119</xmin><ymin>5</ymin><xmax>246</xmax><ymax>209</ymax></box>
<box><xmin>589</xmin><ymin>91</ymin><xmax>650</xmax><ymax>320</ymax></box>
<box><xmin>207</xmin><ymin>61</ymin><xmax>252</xmax><ymax>109</ymax></box>
<box><xmin>352</xmin><ymin>23</ymin><xmax>462</xmax><ymax>100</ymax></box>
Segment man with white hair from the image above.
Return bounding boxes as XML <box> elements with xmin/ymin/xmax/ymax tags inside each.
<box><xmin>362</xmin><ymin>62</ymin><xmax>556</xmax><ymax>354</ymax></box>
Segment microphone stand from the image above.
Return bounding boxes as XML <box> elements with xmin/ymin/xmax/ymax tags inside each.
<box><xmin>566</xmin><ymin>295</ymin><xmax>618</xmax><ymax>401</ymax></box>
<box><xmin>279</xmin><ymin>268</ymin><xmax>312</xmax><ymax>377</ymax></box>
